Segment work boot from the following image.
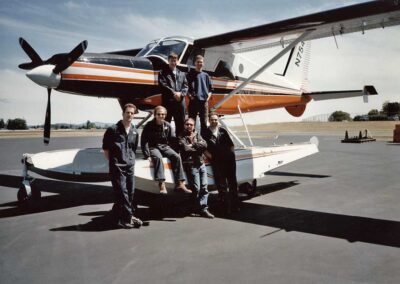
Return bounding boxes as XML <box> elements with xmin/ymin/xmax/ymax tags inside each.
<box><xmin>175</xmin><ymin>181</ymin><xmax>192</xmax><ymax>194</ymax></box>
<box><xmin>159</xmin><ymin>181</ymin><xmax>167</xmax><ymax>195</ymax></box>
<box><xmin>199</xmin><ymin>209</ymin><xmax>214</xmax><ymax>219</ymax></box>
<box><xmin>130</xmin><ymin>216</ymin><xmax>143</xmax><ymax>228</ymax></box>
<box><xmin>117</xmin><ymin>220</ymin><xmax>135</xmax><ymax>229</ymax></box>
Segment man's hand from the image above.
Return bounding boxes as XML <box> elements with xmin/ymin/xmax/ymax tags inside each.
<box><xmin>103</xmin><ymin>150</ymin><xmax>110</xmax><ymax>161</ymax></box>
<box><xmin>204</xmin><ymin>150</ymin><xmax>212</xmax><ymax>160</ymax></box>
<box><xmin>174</xmin><ymin>92</ymin><xmax>181</xmax><ymax>101</ymax></box>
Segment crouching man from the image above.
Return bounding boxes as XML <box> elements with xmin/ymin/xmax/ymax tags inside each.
<box><xmin>103</xmin><ymin>103</ymin><xmax>143</xmax><ymax>229</ymax></box>
<box><xmin>141</xmin><ymin>106</ymin><xmax>191</xmax><ymax>194</ymax></box>
<box><xmin>179</xmin><ymin>118</ymin><xmax>214</xmax><ymax>218</ymax></box>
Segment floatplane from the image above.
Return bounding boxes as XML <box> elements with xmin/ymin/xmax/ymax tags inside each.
<box><xmin>17</xmin><ymin>1</ymin><xmax>400</xmax><ymax>202</ymax></box>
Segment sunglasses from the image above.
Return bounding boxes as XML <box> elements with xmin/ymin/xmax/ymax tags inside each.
<box><xmin>156</xmin><ymin>113</ymin><xmax>166</xmax><ymax>116</ymax></box>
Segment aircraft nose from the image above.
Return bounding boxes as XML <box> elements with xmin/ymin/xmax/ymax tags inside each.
<box><xmin>26</xmin><ymin>65</ymin><xmax>61</xmax><ymax>88</ymax></box>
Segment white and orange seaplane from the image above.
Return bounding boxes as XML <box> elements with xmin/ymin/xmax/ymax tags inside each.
<box><xmin>17</xmin><ymin>1</ymin><xmax>400</xmax><ymax>201</ymax></box>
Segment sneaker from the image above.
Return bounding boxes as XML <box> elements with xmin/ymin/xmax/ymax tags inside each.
<box><xmin>199</xmin><ymin>210</ymin><xmax>214</xmax><ymax>219</ymax></box>
<box><xmin>131</xmin><ymin>216</ymin><xmax>143</xmax><ymax>228</ymax></box>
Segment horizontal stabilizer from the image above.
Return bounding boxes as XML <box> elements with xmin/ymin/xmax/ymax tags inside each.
<box><xmin>306</xmin><ymin>85</ymin><xmax>377</xmax><ymax>101</ymax></box>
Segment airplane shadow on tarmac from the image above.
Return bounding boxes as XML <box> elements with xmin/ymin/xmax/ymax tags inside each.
<box><xmin>1</xmin><ymin>173</ymin><xmax>399</xmax><ymax>247</ymax></box>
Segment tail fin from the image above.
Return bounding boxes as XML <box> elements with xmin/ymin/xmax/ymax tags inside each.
<box><xmin>282</xmin><ymin>40</ymin><xmax>311</xmax><ymax>92</ymax></box>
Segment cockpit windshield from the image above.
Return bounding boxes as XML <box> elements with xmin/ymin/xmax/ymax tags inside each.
<box><xmin>136</xmin><ymin>39</ymin><xmax>187</xmax><ymax>60</ymax></box>
<box><xmin>136</xmin><ymin>41</ymin><xmax>157</xmax><ymax>57</ymax></box>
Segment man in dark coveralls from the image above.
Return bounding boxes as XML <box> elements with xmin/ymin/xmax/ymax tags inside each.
<box><xmin>103</xmin><ymin>103</ymin><xmax>143</xmax><ymax>229</ymax></box>
<box><xmin>158</xmin><ymin>52</ymin><xmax>188</xmax><ymax>137</ymax></box>
<box><xmin>203</xmin><ymin>112</ymin><xmax>240</xmax><ymax>213</ymax></box>
<box><xmin>141</xmin><ymin>105</ymin><xmax>191</xmax><ymax>195</ymax></box>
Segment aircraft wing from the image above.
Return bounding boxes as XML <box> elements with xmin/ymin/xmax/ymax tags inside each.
<box><xmin>194</xmin><ymin>1</ymin><xmax>400</xmax><ymax>52</ymax></box>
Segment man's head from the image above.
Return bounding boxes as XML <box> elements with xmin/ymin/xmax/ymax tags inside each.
<box><xmin>195</xmin><ymin>55</ymin><xmax>204</xmax><ymax>72</ymax></box>
<box><xmin>168</xmin><ymin>53</ymin><xmax>178</xmax><ymax>70</ymax></box>
<box><xmin>208</xmin><ymin>112</ymin><xmax>219</xmax><ymax>128</ymax></box>
<box><xmin>184</xmin><ymin>118</ymin><xmax>195</xmax><ymax>134</ymax></box>
<box><xmin>154</xmin><ymin>105</ymin><xmax>167</xmax><ymax>124</ymax></box>
<box><xmin>122</xmin><ymin>103</ymin><xmax>136</xmax><ymax>124</ymax></box>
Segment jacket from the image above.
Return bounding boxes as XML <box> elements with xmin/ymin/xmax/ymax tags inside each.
<box><xmin>178</xmin><ymin>130</ymin><xmax>207</xmax><ymax>167</ymax></box>
<box><xmin>158</xmin><ymin>67</ymin><xmax>188</xmax><ymax>103</ymax></box>
<box><xmin>140</xmin><ymin>119</ymin><xmax>174</xmax><ymax>159</ymax></box>
<box><xmin>102</xmin><ymin>120</ymin><xmax>138</xmax><ymax>168</ymax></box>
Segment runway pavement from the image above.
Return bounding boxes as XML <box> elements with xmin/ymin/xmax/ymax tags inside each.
<box><xmin>0</xmin><ymin>134</ymin><xmax>399</xmax><ymax>284</ymax></box>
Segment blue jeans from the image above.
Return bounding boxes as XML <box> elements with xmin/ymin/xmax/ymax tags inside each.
<box><xmin>185</xmin><ymin>163</ymin><xmax>209</xmax><ymax>212</ymax></box>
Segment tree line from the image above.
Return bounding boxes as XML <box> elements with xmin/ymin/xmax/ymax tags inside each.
<box><xmin>0</xmin><ymin>118</ymin><xmax>108</xmax><ymax>130</ymax></box>
<box><xmin>0</xmin><ymin>118</ymin><xmax>28</xmax><ymax>130</ymax></box>
<box><xmin>329</xmin><ymin>101</ymin><xmax>400</xmax><ymax>122</ymax></box>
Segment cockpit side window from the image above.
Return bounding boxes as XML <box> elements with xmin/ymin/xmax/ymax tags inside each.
<box><xmin>136</xmin><ymin>42</ymin><xmax>157</xmax><ymax>57</ymax></box>
<box><xmin>148</xmin><ymin>40</ymin><xmax>187</xmax><ymax>60</ymax></box>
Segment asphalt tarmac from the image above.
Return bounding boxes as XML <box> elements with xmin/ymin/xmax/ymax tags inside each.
<box><xmin>0</xmin><ymin>134</ymin><xmax>399</xmax><ymax>284</ymax></box>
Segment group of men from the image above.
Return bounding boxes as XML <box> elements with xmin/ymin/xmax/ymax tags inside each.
<box><xmin>103</xmin><ymin>53</ymin><xmax>239</xmax><ymax>229</ymax></box>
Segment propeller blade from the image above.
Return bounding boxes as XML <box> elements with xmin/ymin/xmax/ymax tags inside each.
<box><xmin>44</xmin><ymin>88</ymin><xmax>51</xmax><ymax>145</ymax></box>
<box><xmin>18</xmin><ymin>62</ymin><xmax>39</xmax><ymax>70</ymax></box>
<box><xmin>52</xmin><ymin>40</ymin><xmax>88</xmax><ymax>74</ymax></box>
<box><xmin>18</xmin><ymin>37</ymin><xmax>42</xmax><ymax>64</ymax></box>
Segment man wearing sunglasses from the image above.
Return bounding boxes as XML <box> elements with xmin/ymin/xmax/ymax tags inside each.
<box><xmin>141</xmin><ymin>106</ymin><xmax>191</xmax><ymax>195</ymax></box>
<box><xmin>178</xmin><ymin>118</ymin><xmax>214</xmax><ymax>219</ymax></box>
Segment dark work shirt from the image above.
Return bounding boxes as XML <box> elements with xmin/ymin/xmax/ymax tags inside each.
<box><xmin>187</xmin><ymin>70</ymin><xmax>213</xmax><ymax>101</ymax></box>
<box><xmin>140</xmin><ymin>120</ymin><xmax>174</xmax><ymax>159</ymax></box>
<box><xmin>102</xmin><ymin>120</ymin><xmax>138</xmax><ymax>168</ymax></box>
<box><xmin>203</xmin><ymin>126</ymin><xmax>234</xmax><ymax>161</ymax></box>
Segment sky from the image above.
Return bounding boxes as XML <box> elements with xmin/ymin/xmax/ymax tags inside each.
<box><xmin>0</xmin><ymin>0</ymin><xmax>399</xmax><ymax>126</ymax></box>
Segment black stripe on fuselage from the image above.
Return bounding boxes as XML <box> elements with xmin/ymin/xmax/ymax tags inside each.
<box><xmin>78</xmin><ymin>53</ymin><xmax>154</xmax><ymax>70</ymax></box>
<box><xmin>57</xmin><ymin>80</ymin><xmax>159</xmax><ymax>100</ymax></box>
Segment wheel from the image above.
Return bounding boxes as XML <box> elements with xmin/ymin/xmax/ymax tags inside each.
<box><xmin>17</xmin><ymin>185</ymin><xmax>28</xmax><ymax>202</ymax></box>
<box><xmin>239</xmin><ymin>180</ymin><xmax>259</xmax><ymax>197</ymax></box>
<box><xmin>239</xmin><ymin>182</ymin><xmax>252</xmax><ymax>194</ymax></box>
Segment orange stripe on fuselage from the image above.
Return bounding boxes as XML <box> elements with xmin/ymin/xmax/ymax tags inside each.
<box><xmin>71</xmin><ymin>62</ymin><xmax>157</xmax><ymax>75</ymax></box>
<box><xmin>62</xmin><ymin>74</ymin><xmax>157</xmax><ymax>85</ymax></box>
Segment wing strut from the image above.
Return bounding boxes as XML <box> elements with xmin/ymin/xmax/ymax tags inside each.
<box><xmin>237</xmin><ymin>105</ymin><xmax>253</xmax><ymax>147</ymax></box>
<box><xmin>210</xmin><ymin>29</ymin><xmax>314</xmax><ymax>112</ymax></box>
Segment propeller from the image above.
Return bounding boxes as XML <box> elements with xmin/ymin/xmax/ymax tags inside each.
<box><xmin>52</xmin><ymin>40</ymin><xmax>88</xmax><ymax>73</ymax></box>
<box><xmin>18</xmin><ymin>37</ymin><xmax>43</xmax><ymax>70</ymax></box>
<box><xmin>18</xmin><ymin>38</ymin><xmax>88</xmax><ymax>144</ymax></box>
<box><xmin>44</xmin><ymin>88</ymin><xmax>51</xmax><ymax>145</ymax></box>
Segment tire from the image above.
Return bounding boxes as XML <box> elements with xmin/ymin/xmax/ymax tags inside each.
<box><xmin>17</xmin><ymin>185</ymin><xmax>28</xmax><ymax>202</ymax></box>
<box><xmin>31</xmin><ymin>183</ymin><xmax>41</xmax><ymax>200</ymax></box>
